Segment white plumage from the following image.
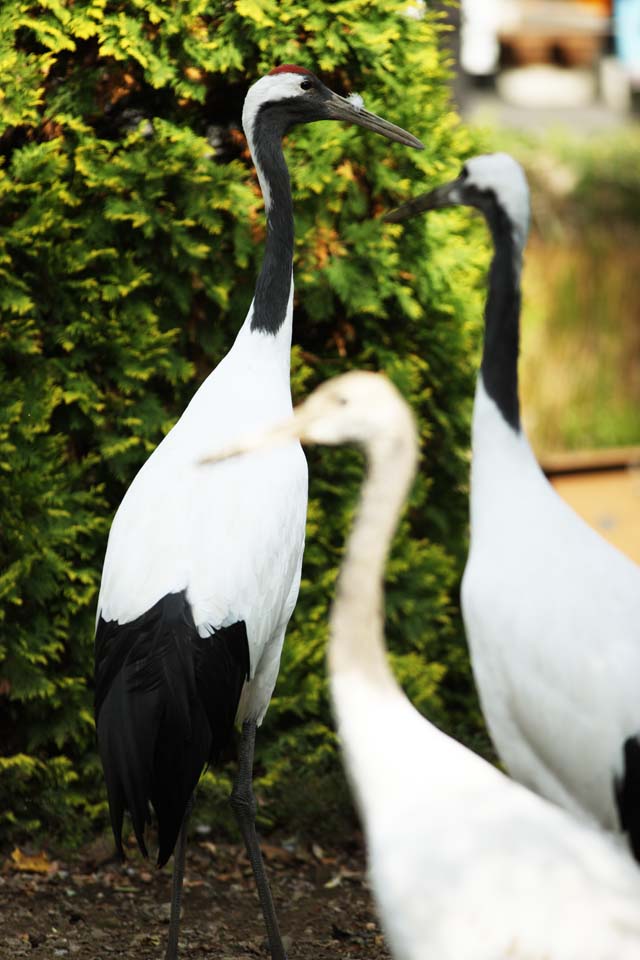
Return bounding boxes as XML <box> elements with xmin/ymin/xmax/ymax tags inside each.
<box><xmin>386</xmin><ymin>152</ymin><xmax>640</xmax><ymax>859</ymax></box>
<box><xmin>98</xmin><ymin>310</ymin><xmax>307</xmax><ymax>725</ymax></box>
<box><xmin>343</xmin><ymin>674</ymin><xmax>640</xmax><ymax>960</ymax></box>
<box><xmin>463</xmin><ymin>378</ymin><xmax>640</xmax><ymax>833</ymax></box>
<box><xmin>204</xmin><ymin>369</ymin><xmax>640</xmax><ymax>960</ymax></box>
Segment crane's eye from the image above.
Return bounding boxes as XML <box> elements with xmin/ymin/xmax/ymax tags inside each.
<box><xmin>300</xmin><ymin>79</ymin><xmax>313</xmax><ymax>91</ymax></box>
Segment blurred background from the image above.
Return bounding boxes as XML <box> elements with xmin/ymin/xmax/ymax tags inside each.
<box><xmin>452</xmin><ymin>0</ymin><xmax>640</xmax><ymax>563</ymax></box>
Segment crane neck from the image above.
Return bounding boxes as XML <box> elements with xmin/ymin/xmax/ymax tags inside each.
<box><xmin>328</xmin><ymin>416</ymin><xmax>418</xmax><ymax>693</ymax></box>
<box><xmin>480</xmin><ymin>205</ymin><xmax>524</xmax><ymax>432</ymax></box>
<box><xmin>247</xmin><ymin>112</ymin><xmax>295</xmax><ymax>336</ymax></box>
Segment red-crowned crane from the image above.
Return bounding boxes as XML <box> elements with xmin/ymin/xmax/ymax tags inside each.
<box><xmin>94</xmin><ymin>66</ymin><xmax>423</xmax><ymax>960</ymax></box>
<box><xmin>202</xmin><ymin>369</ymin><xmax>640</xmax><ymax>960</ymax></box>
<box><xmin>385</xmin><ymin>153</ymin><xmax>640</xmax><ymax>863</ymax></box>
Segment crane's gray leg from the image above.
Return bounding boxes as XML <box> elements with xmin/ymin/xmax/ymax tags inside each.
<box><xmin>165</xmin><ymin>795</ymin><xmax>194</xmax><ymax>960</ymax></box>
<box><xmin>230</xmin><ymin>719</ymin><xmax>287</xmax><ymax>960</ymax></box>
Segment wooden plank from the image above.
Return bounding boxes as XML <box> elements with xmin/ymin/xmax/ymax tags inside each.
<box><xmin>548</xmin><ymin>467</ymin><xmax>640</xmax><ymax>564</ymax></box>
<box><xmin>541</xmin><ymin>446</ymin><xmax>640</xmax><ymax>476</ymax></box>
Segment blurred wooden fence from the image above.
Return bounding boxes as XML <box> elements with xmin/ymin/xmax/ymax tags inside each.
<box><xmin>542</xmin><ymin>446</ymin><xmax>640</xmax><ymax>564</ymax></box>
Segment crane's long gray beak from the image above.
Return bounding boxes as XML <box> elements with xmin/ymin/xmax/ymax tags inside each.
<box><xmin>199</xmin><ymin>410</ymin><xmax>307</xmax><ymax>467</ymax></box>
<box><xmin>324</xmin><ymin>92</ymin><xmax>424</xmax><ymax>150</ymax></box>
<box><xmin>383</xmin><ymin>178</ymin><xmax>465</xmax><ymax>222</ymax></box>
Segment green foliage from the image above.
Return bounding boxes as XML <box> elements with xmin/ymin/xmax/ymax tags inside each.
<box><xmin>0</xmin><ymin>0</ymin><xmax>486</xmax><ymax>847</ymax></box>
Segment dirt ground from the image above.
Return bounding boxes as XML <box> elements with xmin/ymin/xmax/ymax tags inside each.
<box><xmin>0</xmin><ymin>833</ymin><xmax>391</xmax><ymax>960</ymax></box>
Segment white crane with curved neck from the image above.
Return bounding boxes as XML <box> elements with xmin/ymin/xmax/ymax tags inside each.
<box><xmin>94</xmin><ymin>66</ymin><xmax>422</xmax><ymax>960</ymax></box>
<box><xmin>203</xmin><ymin>368</ymin><xmax>640</xmax><ymax>960</ymax></box>
<box><xmin>385</xmin><ymin>153</ymin><xmax>640</xmax><ymax>864</ymax></box>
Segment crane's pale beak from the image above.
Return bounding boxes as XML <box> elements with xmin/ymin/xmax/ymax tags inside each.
<box><xmin>323</xmin><ymin>91</ymin><xmax>424</xmax><ymax>150</ymax></box>
<box><xmin>199</xmin><ymin>410</ymin><xmax>308</xmax><ymax>467</ymax></box>
<box><xmin>383</xmin><ymin>177</ymin><xmax>465</xmax><ymax>222</ymax></box>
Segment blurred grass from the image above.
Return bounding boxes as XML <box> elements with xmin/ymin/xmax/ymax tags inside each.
<box><xmin>482</xmin><ymin>127</ymin><xmax>640</xmax><ymax>453</ymax></box>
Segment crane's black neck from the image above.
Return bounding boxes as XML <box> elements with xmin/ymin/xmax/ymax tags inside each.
<box><xmin>480</xmin><ymin>204</ymin><xmax>523</xmax><ymax>432</ymax></box>
<box><xmin>250</xmin><ymin>106</ymin><xmax>295</xmax><ymax>336</ymax></box>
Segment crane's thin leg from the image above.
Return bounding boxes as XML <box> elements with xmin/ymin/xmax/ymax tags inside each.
<box><xmin>230</xmin><ymin>720</ymin><xmax>288</xmax><ymax>960</ymax></box>
<box><xmin>165</xmin><ymin>794</ymin><xmax>194</xmax><ymax>960</ymax></box>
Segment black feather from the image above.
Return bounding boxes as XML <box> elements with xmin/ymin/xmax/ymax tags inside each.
<box><xmin>94</xmin><ymin>591</ymin><xmax>250</xmax><ymax>866</ymax></box>
<box><xmin>250</xmin><ymin>107</ymin><xmax>294</xmax><ymax>335</ymax></box>
<box><xmin>614</xmin><ymin>736</ymin><xmax>640</xmax><ymax>863</ymax></box>
<box><xmin>479</xmin><ymin>197</ymin><xmax>521</xmax><ymax>432</ymax></box>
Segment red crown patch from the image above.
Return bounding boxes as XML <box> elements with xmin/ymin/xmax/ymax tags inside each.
<box><xmin>268</xmin><ymin>64</ymin><xmax>314</xmax><ymax>77</ymax></box>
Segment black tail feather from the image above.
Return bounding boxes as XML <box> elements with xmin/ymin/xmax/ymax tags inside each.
<box><xmin>94</xmin><ymin>591</ymin><xmax>250</xmax><ymax>866</ymax></box>
<box><xmin>615</xmin><ymin>736</ymin><xmax>640</xmax><ymax>863</ymax></box>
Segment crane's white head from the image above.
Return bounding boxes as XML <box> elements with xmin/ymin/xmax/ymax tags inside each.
<box><xmin>385</xmin><ymin>152</ymin><xmax>530</xmax><ymax>247</ymax></box>
<box><xmin>285</xmin><ymin>370</ymin><xmax>416</xmax><ymax>449</ymax></box>
<box><xmin>200</xmin><ymin>371</ymin><xmax>417</xmax><ymax>464</ymax></box>
<box><xmin>242</xmin><ymin>65</ymin><xmax>424</xmax><ymax>151</ymax></box>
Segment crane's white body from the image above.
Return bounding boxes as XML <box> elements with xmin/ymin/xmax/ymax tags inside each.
<box><xmin>462</xmin><ymin>377</ymin><xmax>640</xmax><ymax>829</ymax></box>
<box><xmin>393</xmin><ymin>151</ymin><xmax>640</xmax><ymax>850</ymax></box>
<box><xmin>97</xmin><ymin>290</ymin><xmax>307</xmax><ymax>723</ymax></box>
<box><xmin>335</xmin><ymin>668</ymin><xmax>640</xmax><ymax>960</ymax></box>
<box><xmin>240</xmin><ymin>371</ymin><xmax>640</xmax><ymax>960</ymax></box>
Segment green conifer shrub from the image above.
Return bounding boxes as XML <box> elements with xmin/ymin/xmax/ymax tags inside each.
<box><xmin>0</xmin><ymin>0</ymin><xmax>486</xmax><ymax>845</ymax></box>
